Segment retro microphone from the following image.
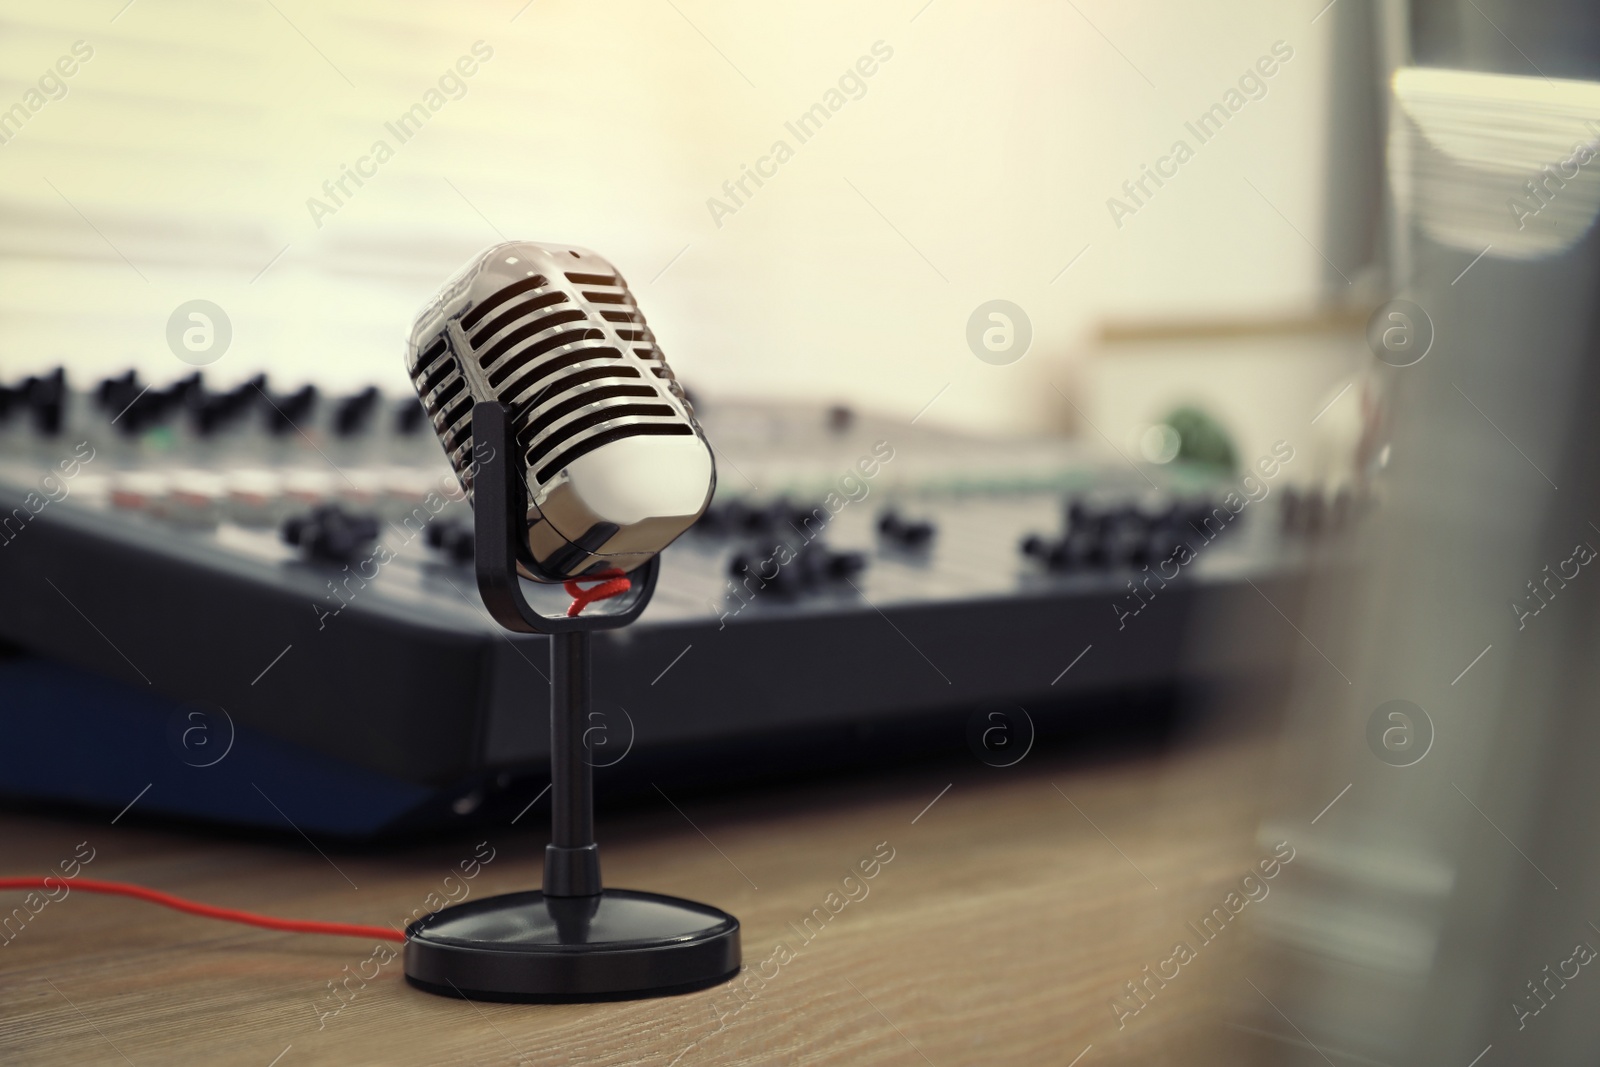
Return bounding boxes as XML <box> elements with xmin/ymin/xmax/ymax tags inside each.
<box><xmin>400</xmin><ymin>242</ymin><xmax>739</xmax><ymax>1003</ymax></box>
<box><xmin>406</xmin><ymin>240</ymin><xmax>715</xmax><ymax>585</ymax></box>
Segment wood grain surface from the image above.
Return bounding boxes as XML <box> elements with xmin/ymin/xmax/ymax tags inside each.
<box><xmin>0</xmin><ymin>735</ymin><xmax>1277</xmax><ymax>1066</ymax></box>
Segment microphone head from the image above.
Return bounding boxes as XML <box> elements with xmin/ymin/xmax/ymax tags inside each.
<box><xmin>407</xmin><ymin>241</ymin><xmax>714</xmax><ymax>582</ymax></box>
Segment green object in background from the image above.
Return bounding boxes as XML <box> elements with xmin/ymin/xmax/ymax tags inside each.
<box><xmin>1164</xmin><ymin>405</ymin><xmax>1236</xmax><ymax>473</ymax></box>
<box><xmin>142</xmin><ymin>425</ymin><xmax>177</xmax><ymax>451</ymax></box>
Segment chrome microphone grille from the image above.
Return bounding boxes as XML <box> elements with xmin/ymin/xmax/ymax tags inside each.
<box><xmin>407</xmin><ymin>241</ymin><xmax>714</xmax><ymax>582</ymax></box>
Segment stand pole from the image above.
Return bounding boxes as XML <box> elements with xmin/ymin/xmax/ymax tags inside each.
<box><xmin>403</xmin><ymin>399</ymin><xmax>738</xmax><ymax>1001</ymax></box>
<box><xmin>545</xmin><ymin>631</ymin><xmax>602</xmax><ymax>897</ymax></box>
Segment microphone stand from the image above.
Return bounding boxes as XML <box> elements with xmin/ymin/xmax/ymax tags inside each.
<box><xmin>403</xmin><ymin>401</ymin><xmax>741</xmax><ymax>1002</ymax></box>
<box><xmin>546</xmin><ymin>630</ymin><xmax>600</xmax><ymax>897</ymax></box>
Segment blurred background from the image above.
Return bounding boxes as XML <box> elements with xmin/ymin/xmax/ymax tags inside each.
<box><xmin>5</xmin><ymin>0</ymin><xmax>1600</xmax><ymax>1064</ymax></box>
<box><xmin>0</xmin><ymin>0</ymin><xmax>1347</xmax><ymax>438</ymax></box>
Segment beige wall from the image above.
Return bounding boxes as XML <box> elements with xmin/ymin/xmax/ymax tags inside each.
<box><xmin>0</xmin><ymin>0</ymin><xmax>1333</xmax><ymax>434</ymax></box>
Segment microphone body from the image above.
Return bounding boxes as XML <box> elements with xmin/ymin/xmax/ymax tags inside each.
<box><xmin>407</xmin><ymin>241</ymin><xmax>714</xmax><ymax>582</ymax></box>
<box><xmin>401</xmin><ymin>246</ymin><xmax>742</xmax><ymax>1006</ymax></box>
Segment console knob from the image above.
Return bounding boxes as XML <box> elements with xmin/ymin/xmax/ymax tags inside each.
<box><xmin>282</xmin><ymin>504</ymin><xmax>379</xmax><ymax>563</ymax></box>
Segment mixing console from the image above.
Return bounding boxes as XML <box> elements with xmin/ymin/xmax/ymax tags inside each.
<box><xmin>0</xmin><ymin>369</ymin><xmax>1305</xmax><ymax>837</ymax></box>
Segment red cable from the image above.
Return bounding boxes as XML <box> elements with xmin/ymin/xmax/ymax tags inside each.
<box><xmin>0</xmin><ymin>878</ymin><xmax>405</xmax><ymax>943</ymax></box>
<box><xmin>3</xmin><ymin>574</ymin><xmax>636</xmax><ymax>938</ymax></box>
<box><xmin>3</xmin><ymin>582</ymin><xmax>636</xmax><ymax>936</ymax></box>
<box><xmin>563</xmin><ymin>567</ymin><xmax>631</xmax><ymax>617</ymax></box>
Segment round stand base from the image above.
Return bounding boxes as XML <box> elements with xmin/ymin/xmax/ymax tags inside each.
<box><xmin>404</xmin><ymin>889</ymin><xmax>740</xmax><ymax>1003</ymax></box>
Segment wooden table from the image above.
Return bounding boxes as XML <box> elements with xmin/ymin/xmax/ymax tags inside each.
<box><xmin>0</xmin><ymin>734</ymin><xmax>1272</xmax><ymax>1065</ymax></box>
